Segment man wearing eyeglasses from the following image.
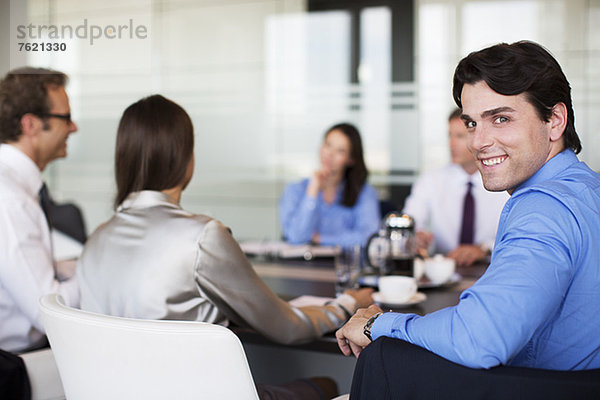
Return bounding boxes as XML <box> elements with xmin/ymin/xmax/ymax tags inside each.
<box><xmin>0</xmin><ymin>67</ymin><xmax>79</xmax><ymax>353</ymax></box>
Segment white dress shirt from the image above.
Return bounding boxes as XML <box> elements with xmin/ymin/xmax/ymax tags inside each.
<box><xmin>403</xmin><ymin>163</ymin><xmax>509</xmax><ymax>254</ymax></box>
<box><xmin>0</xmin><ymin>144</ymin><xmax>79</xmax><ymax>353</ymax></box>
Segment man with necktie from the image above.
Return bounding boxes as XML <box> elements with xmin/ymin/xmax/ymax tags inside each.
<box><xmin>0</xmin><ymin>67</ymin><xmax>80</xmax><ymax>353</ymax></box>
<box><xmin>403</xmin><ymin>108</ymin><xmax>508</xmax><ymax>266</ymax></box>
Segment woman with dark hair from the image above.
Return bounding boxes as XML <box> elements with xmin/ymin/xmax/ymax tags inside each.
<box><xmin>77</xmin><ymin>96</ymin><xmax>372</xmax><ymax>399</ymax></box>
<box><xmin>279</xmin><ymin>123</ymin><xmax>380</xmax><ymax>247</ymax></box>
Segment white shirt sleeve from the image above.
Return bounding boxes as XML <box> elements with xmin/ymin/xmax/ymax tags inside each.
<box><xmin>0</xmin><ymin>197</ymin><xmax>79</xmax><ymax>334</ymax></box>
<box><xmin>402</xmin><ymin>173</ymin><xmax>434</xmax><ymax>232</ymax></box>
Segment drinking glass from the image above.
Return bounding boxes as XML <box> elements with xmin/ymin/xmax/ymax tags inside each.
<box><xmin>334</xmin><ymin>245</ymin><xmax>361</xmax><ymax>296</ymax></box>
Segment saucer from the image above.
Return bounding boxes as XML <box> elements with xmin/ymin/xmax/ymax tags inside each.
<box><xmin>357</xmin><ymin>273</ymin><xmax>461</xmax><ymax>289</ymax></box>
<box><xmin>372</xmin><ymin>291</ymin><xmax>427</xmax><ymax>308</ymax></box>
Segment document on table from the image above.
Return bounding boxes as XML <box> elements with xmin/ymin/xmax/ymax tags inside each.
<box><xmin>289</xmin><ymin>295</ymin><xmax>335</xmax><ymax>307</ymax></box>
<box><xmin>240</xmin><ymin>240</ymin><xmax>337</xmax><ymax>260</ymax></box>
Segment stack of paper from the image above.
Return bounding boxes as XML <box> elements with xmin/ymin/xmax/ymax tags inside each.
<box><xmin>240</xmin><ymin>240</ymin><xmax>337</xmax><ymax>260</ymax></box>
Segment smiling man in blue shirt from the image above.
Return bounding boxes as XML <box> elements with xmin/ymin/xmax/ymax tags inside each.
<box><xmin>336</xmin><ymin>41</ymin><xmax>600</xmax><ymax>385</ymax></box>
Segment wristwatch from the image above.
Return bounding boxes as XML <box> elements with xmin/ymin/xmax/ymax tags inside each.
<box><xmin>363</xmin><ymin>312</ymin><xmax>383</xmax><ymax>342</ymax></box>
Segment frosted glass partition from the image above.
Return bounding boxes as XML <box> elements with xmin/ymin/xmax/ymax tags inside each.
<box><xmin>9</xmin><ymin>0</ymin><xmax>599</xmax><ymax>241</ymax></box>
<box><xmin>15</xmin><ymin>0</ymin><xmax>418</xmax><ymax>240</ymax></box>
<box><xmin>417</xmin><ymin>0</ymin><xmax>600</xmax><ymax>174</ymax></box>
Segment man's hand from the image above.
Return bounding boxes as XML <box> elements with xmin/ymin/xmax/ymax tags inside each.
<box><xmin>335</xmin><ymin>304</ymin><xmax>383</xmax><ymax>358</ymax></box>
<box><xmin>416</xmin><ymin>231</ymin><xmax>434</xmax><ymax>255</ymax></box>
<box><xmin>55</xmin><ymin>259</ymin><xmax>77</xmax><ymax>281</ymax></box>
<box><xmin>344</xmin><ymin>287</ymin><xmax>374</xmax><ymax>308</ymax></box>
<box><xmin>447</xmin><ymin>244</ymin><xmax>487</xmax><ymax>267</ymax></box>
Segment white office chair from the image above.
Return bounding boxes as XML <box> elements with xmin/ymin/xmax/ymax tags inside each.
<box><xmin>39</xmin><ymin>294</ymin><xmax>259</xmax><ymax>400</ymax></box>
<box><xmin>20</xmin><ymin>348</ymin><xmax>65</xmax><ymax>400</ymax></box>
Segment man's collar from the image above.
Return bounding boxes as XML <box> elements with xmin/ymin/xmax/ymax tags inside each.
<box><xmin>0</xmin><ymin>143</ymin><xmax>43</xmax><ymax>197</ymax></box>
<box><xmin>512</xmin><ymin>149</ymin><xmax>578</xmax><ymax>195</ymax></box>
<box><xmin>451</xmin><ymin>163</ymin><xmax>481</xmax><ymax>184</ymax></box>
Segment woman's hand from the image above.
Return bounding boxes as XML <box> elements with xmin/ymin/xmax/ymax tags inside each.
<box><xmin>306</xmin><ymin>168</ymin><xmax>332</xmax><ymax>198</ymax></box>
<box><xmin>345</xmin><ymin>287</ymin><xmax>374</xmax><ymax>308</ymax></box>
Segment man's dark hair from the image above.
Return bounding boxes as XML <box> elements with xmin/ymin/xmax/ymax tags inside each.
<box><xmin>452</xmin><ymin>40</ymin><xmax>581</xmax><ymax>154</ymax></box>
<box><xmin>448</xmin><ymin>108</ymin><xmax>462</xmax><ymax>122</ymax></box>
<box><xmin>0</xmin><ymin>67</ymin><xmax>67</xmax><ymax>143</ymax></box>
<box><xmin>325</xmin><ymin>122</ymin><xmax>369</xmax><ymax>207</ymax></box>
<box><xmin>114</xmin><ymin>94</ymin><xmax>194</xmax><ymax>208</ymax></box>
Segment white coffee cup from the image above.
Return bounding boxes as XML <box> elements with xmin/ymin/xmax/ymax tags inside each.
<box><xmin>378</xmin><ymin>276</ymin><xmax>417</xmax><ymax>303</ymax></box>
<box><xmin>424</xmin><ymin>255</ymin><xmax>456</xmax><ymax>284</ymax></box>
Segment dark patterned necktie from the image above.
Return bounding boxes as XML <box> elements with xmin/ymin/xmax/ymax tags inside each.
<box><xmin>38</xmin><ymin>183</ymin><xmax>87</xmax><ymax>243</ymax></box>
<box><xmin>38</xmin><ymin>182</ymin><xmax>59</xmax><ymax>279</ymax></box>
<box><xmin>459</xmin><ymin>181</ymin><xmax>475</xmax><ymax>245</ymax></box>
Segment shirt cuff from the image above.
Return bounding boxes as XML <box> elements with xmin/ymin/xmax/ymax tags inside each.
<box><xmin>301</xmin><ymin>195</ymin><xmax>318</xmax><ymax>211</ymax></box>
<box><xmin>483</xmin><ymin>240</ymin><xmax>495</xmax><ymax>253</ymax></box>
<box><xmin>334</xmin><ymin>293</ymin><xmax>358</xmax><ymax>316</ymax></box>
<box><xmin>318</xmin><ymin>233</ymin><xmax>336</xmax><ymax>246</ymax></box>
<box><xmin>371</xmin><ymin>312</ymin><xmax>403</xmax><ymax>341</ymax></box>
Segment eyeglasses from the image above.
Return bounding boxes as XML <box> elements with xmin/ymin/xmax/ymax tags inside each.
<box><xmin>40</xmin><ymin>113</ymin><xmax>72</xmax><ymax>124</ymax></box>
<box><xmin>42</xmin><ymin>113</ymin><xmax>71</xmax><ymax>123</ymax></box>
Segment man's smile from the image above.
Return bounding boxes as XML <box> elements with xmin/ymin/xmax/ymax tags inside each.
<box><xmin>480</xmin><ymin>155</ymin><xmax>507</xmax><ymax>167</ymax></box>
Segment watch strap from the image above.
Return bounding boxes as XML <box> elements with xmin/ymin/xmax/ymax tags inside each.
<box><xmin>363</xmin><ymin>312</ymin><xmax>383</xmax><ymax>342</ymax></box>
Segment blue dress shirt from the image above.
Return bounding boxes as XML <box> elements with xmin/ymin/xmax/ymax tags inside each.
<box><xmin>279</xmin><ymin>179</ymin><xmax>380</xmax><ymax>247</ymax></box>
<box><xmin>372</xmin><ymin>149</ymin><xmax>600</xmax><ymax>370</ymax></box>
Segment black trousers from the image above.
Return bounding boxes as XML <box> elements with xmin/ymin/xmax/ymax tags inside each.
<box><xmin>257</xmin><ymin>379</ymin><xmax>328</xmax><ymax>400</ymax></box>
<box><xmin>0</xmin><ymin>349</ymin><xmax>31</xmax><ymax>400</ymax></box>
<box><xmin>350</xmin><ymin>337</ymin><xmax>600</xmax><ymax>400</ymax></box>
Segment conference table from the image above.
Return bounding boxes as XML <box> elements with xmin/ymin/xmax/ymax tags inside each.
<box><xmin>235</xmin><ymin>255</ymin><xmax>488</xmax><ymax>392</ymax></box>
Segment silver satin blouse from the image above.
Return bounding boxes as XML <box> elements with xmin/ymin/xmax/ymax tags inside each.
<box><xmin>77</xmin><ymin>191</ymin><xmax>355</xmax><ymax>345</ymax></box>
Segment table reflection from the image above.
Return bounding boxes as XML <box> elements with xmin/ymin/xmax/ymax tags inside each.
<box><xmin>249</xmin><ymin>256</ymin><xmax>487</xmax><ymax>316</ymax></box>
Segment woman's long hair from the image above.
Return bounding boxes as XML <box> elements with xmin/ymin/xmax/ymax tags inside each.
<box><xmin>114</xmin><ymin>95</ymin><xmax>194</xmax><ymax>208</ymax></box>
<box><xmin>325</xmin><ymin>123</ymin><xmax>368</xmax><ymax>207</ymax></box>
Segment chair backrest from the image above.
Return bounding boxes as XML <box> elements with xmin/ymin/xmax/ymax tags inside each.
<box><xmin>20</xmin><ymin>348</ymin><xmax>65</xmax><ymax>400</ymax></box>
<box><xmin>39</xmin><ymin>294</ymin><xmax>259</xmax><ymax>400</ymax></box>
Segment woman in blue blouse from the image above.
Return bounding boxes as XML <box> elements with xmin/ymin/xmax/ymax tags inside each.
<box><xmin>279</xmin><ymin>123</ymin><xmax>380</xmax><ymax>247</ymax></box>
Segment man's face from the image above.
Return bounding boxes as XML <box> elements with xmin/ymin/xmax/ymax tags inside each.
<box><xmin>461</xmin><ymin>81</ymin><xmax>557</xmax><ymax>194</ymax></box>
<box><xmin>448</xmin><ymin>116</ymin><xmax>476</xmax><ymax>172</ymax></box>
<box><xmin>36</xmin><ymin>86</ymin><xmax>78</xmax><ymax>169</ymax></box>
